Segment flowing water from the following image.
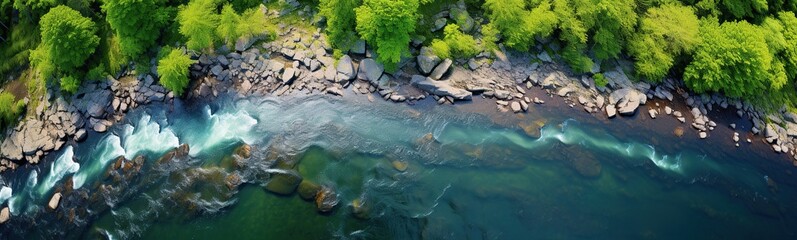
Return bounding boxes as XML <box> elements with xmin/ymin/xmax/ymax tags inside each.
<box><xmin>1</xmin><ymin>93</ymin><xmax>796</xmax><ymax>239</ymax></box>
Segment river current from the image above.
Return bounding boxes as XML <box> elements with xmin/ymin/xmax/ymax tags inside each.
<box><xmin>0</xmin><ymin>93</ymin><xmax>795</xmax><ymax>239</ymax></box>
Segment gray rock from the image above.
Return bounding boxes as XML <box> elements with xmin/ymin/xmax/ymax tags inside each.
<box><xmin>359</xmin><ymin>58</ymin><xmax>384</xmax><ymax>84</ymax></box>
<box><xmin>309</xmin><ymin>59</ymin><xmax>321</xmax><ymax>71</ymax></box>
<box><xmin>417</xmin><ymin>47</ymin><xmax>441</xmax><ymax>75</ymax></box>
<box><xmin>433</xmin><ymin>18</ymin><xmax>447</xmax><ymax>31</ymax></box>
<box><xmin>336</xmin><ymin>55</ymin><xmax>356</xmax><ymax>81</ymax></box>
<box><xmin>351</xmin><ymin>40</ymin><xmax>366</xmax><ymax>55</ymax></box>
<box><xmin>217</xmin><ymin>56</ymin><xmax>229</xmax><ymax>66</ymax></box>
<box><xmin>411</xmin><ymin>75</ymin><xmax>472</xmax><ymax>100</ymax></box>
<box><xmin>429</xmin><ymin>59</ymin><xmax>453</xmax><ymax>80</ymax></box>
<box><xmin>211</xmin><ymin>65</ymin><xmax>223</xmax><ymax>76</ymax></box>
<box><xmin>606</xmin><ymin>105</ymin><xmax>617</xmax><ymax>118</ymax></box>
<box><xmin>74</xmin><ymin>129</ymin><xmax>87</xmax><ymax>142</ymax></box>
<box><xmin>281</xmin><ymin>68</ymin><xmax>296</xmax><ymax>84</ymax></box>
<box><xmin>511</xmin><ymin>102</ymin><xmax>522</xmax><ymax>113</ymax></box>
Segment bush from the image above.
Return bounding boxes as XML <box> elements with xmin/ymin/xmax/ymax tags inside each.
<box><xmin>593</xmin><ymin>73</ymin><xmax>608</xmax><ymax>87</ymax></box>
<box><xmin>0</xmin><ymin>92</ymin><xmax>24</xmax><ymax>130</ymax></box>
<box><xmin>430</xmin><ymin>39</ymin><xmax>450</xmax><ymax>59</ymax></box>
<box><xmin>60</xmin><ymin>75</ymin><xmax>80</xmax><ymax>94</ymax></box>
<box><xmin>442</xmin><ymin>24</ymin><xmax>479</xmax><ymax>58</ymax></box>
<box><xmin>157</xmin><ymin>49</ymin><xmax>194</xmax><ymax>96</ymax></box>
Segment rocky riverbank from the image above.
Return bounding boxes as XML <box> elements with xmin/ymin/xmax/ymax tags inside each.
<box><xmin>3</xmin><ymin>2</ymin><xmax>797</xmax><ymax>173</ymax></box>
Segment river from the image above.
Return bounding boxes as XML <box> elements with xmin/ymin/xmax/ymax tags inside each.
<box><xmin>0</xmin><ymin>92</ymin><xmax>795</xmax><ymax>239</ymax></box>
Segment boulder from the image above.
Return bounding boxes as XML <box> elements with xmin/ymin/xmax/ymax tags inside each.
<box><xmin>449</xmin><ymin>7</ymin><xmax>474</xmax><ymax>32</ymax></box>
<box><xmin>48</xmin><ymin>192</ymin><xmax>62</xmax><ymax>210</ymax></box>
<box><xmin>315</xmin><ymin>186</ymin><xmax>339</xmax><ymax>213</ymax></box>
<box><xmin>336</xmin><ymin>55</ymin><xmax>356</xmax><ymax>81</ymax></box>
<box><xmin>417</xmin><ymin>47</ymin><xmax>441</xmax><ymax>75</ymax></box>
<box><xmin>281</xmin><ymin>68</ymin><xmax>296</xmax><ymax>84</ymax></box>
<box><xmin>429</xmin><ymin>59</ymin><xmax>453</xmax><ymax>80</ymax></box>
<box><xmin>359</xmin><ymin>58</ymin><xmax>384</xmax><ymax>84</ymax></box>
<box><xmin>233</xmin><ymin>143</ymin><xmax>251</xmax><ymax>159</ymax></box>
<box><xmin>265</xmin><ymin>169</ymin><xmax>303</xmax><ymax>195</ymax></box>
<box><xmin>606</xmin><ymin>105</ymin><xmax>617</xmax><ymax>118</ymax></box>
<box><xmin>351</xmin><ymin>40</ymin><xmax>366</xmax><ymax>55</ymax></box>
<box><xmin>74</xmin><ymin>129</ymin><xmax>87</xmax><ymax>142</ymax></box>
<box><xmin>391</xmin><ymin>160</ymin><xmax>408</xmax><ymax>172</ymax></box>
<box><xmin>410</xmin><ymin>75</ymin><xmax>472</xmax><ymax>100</ymax></box>
<box><xmin>298</xmin><ymin>180</ymin><xmax>321</xmax><ymax>201</ymax></box>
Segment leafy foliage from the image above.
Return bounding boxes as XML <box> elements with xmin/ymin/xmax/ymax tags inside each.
<box><xmin>60</xmin><ymin>75</ymin><xmax>80</xmax><ymax>93</ymax></box>
<box><xmin>683</xmin><ymin>19</ymin><xmax>783</xmax><ymax>99</ymax></box>
<box><xmin>319</xmin><ymin>0</ymin><xmax>361</xmax><ymax>50</ymax></box>
<box><xmin>102</xmin><ymin>0</ymin><xmax>175</xmax><ymax>59</ymax></box>
<box><xmin>482</xmin><ymin>0</ymin><xmax>557</xmax><ymax>51</ymax></box>
<box><xmin>430</xmin><ymin>39</ymin><xmax>450</xmax><ymax>59</ymax></box>
<box><xmin>177</xmin><ymin>0</ymin><xmax>219</xmax><ymax>51</ymax></box>
<box><xmin>355</xmin><ymin>0</ymin><xmax>419</xmax><ymax>70</ymax></box>
<box><xmin>593</xmin><ymin>73</ymin><xmax>608</xmax><ymax>87</ymax></box>
<box><xmin>442</xmin><ymin>23</ymin><xmax>479</xmax><ymax>58</ymax></box>
<box><xmin>628</xmin><ymin>4</ymin><xmax>700</xmax><ymax>81</ymax></box>
<box><xmin>0</xmin><ymin>91</ymin><xmax>24</xmax><ymax>130</ymax></box>
<box><xmin>217</xmin><ymin>4</ymin><xmax>241</xmax><ymax>46</ymax></box>
<box><xmin>157</xmin><ymin>49</ymin><xmax>193</xmax><ymax>96</ymax></box>
<box><xmin>30</xmin><ymin>5</ymin><xmax>99</xmax><ymax>92</ymax></box>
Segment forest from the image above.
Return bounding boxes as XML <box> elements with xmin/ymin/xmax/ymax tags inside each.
<box><xmin>0</xmin><ymin>0</ymin><xmax>796</xmax><ymax>130</ymax></box>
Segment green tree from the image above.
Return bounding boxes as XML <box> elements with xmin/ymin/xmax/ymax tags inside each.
<box><xmin>355</xmin><ymin>0</ymin><xmax>419</xmax><ymax>70</ymax></box>
<box><xmin>684</xmin><ymin>19</ymin><xmax>783</xmax><ymax>98</ymax></box>
<box><xmin>177</xmin><ymin>0</ymin><xmax>219</xmax><ymax>51</ymax></box>
<box><xmin>217</xmin><ymin>4</ymin><xmax>241</xmax><ymax>47</ymax></box>
<box><xmin>236</xmin><ymin>5</ymin><xmax>270</xmax><ymax>41</ymax></box>
<box><xmin>157</xmin><ymin>49</ymin><xmax>194</xmax><ymax>96</ymax></box>
<box><xmin>577</xmin><ymin>0</ymin><xmax>638</xmax><ymax>60</ymax></box>
<box><xmin>628</xmin><ymin>4</ymin><xmax>700</xmax><ymax>81</ymax></box>
<box><xmin>319</xmin><ymin>0</ymin><xmax>361</xmax><ymax>50</ymax></box>
<box><xmin>771</xmin><ymin>11</ymin><xmax>797</xmax><ymax>80</ymax></box>
<box><xmin>102</xmin><ymin>0</ymin><xmax>175</xmax><ymax>59</ymax></box>
<box><xmin>30</xmin><ymin>5</ymin><xmax>99</xmax><ymax>82</ymax></box>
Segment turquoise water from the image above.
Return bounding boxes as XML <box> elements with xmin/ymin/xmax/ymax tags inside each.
<box><xmin>1</xmin><ymin>94</ymin><xmax>795</xmax><ymax>239</ymax></box>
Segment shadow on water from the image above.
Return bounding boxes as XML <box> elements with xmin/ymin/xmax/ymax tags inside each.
<box><xmin>1</xmin><ymin>94</ymin><xmax>796</xmax><ymax>239</ymax></box>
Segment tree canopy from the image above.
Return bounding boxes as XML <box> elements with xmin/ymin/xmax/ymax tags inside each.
<box><xmin>102</xmin><ymin>0</ymin><xmax>174</xmax><ymax>59</ymax></box>
<box><xmin>319</xmin><ymin>0</ymin><xmax>361</xmax><ymax>50</ymax></box>
<box><xmin>628</xmin><ymin>4</ymin><xmax>700</xmax><ymax>81</ymax></box>
<box><xmin>355</xmin><ymin>0</ymin><xmax>419</xmax><ymax>70</ymax></box>
<box><xmin>177</xmin><ymin>0</ymin><xmax>219</xmax><ymax>51</ymax></box>
<box><xmin>157</xmin><ymin>49</ymin><xmax>194</xmax><ymax>96</ymax></box>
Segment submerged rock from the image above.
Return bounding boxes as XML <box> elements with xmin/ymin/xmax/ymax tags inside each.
<box><xmin>0</xmin><ymin>207</ymin><xmax>8</xmax><ymax>224</ymax></box>
<box><xmin>298</xmin><ymin>180</ymin><xmax>322</xmax><ymax>201</ymax></box>
<box><xmin>315</xmin><ymin>186</ymin><xmax>339</xmax><ymax>213</ymax></box>
<box><xmin>392</xmin><ymin>160</ymin><xmax>408</xmax><ymax>172</ymax></box>
<box><xmin>351</xmin><ymin>197</ymin><xmax>371</xmax><ymax>219</ymax></box>
<box><xmin>265</xmin><ymin>169</ymin><xmax>303</xmax><ymax>195</ymax></box>
<box><xmin>234</xmin><ymin>143</ymin><xmax>252</xmax><ymax>159</ymax></box>
<box><xmin>48</xmin><ymin>192</ymin><xmax>62</xmax><ymax>211</ymax></box>
<box><xmin>225</xmin><ymin>173</ymin><xmax>242</xmax><ymax>190</ymax></box>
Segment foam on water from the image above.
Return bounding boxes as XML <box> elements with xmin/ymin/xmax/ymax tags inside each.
<box><xmin>9</xmin><ymin>170</ymin><xmax>37</xmax><ymax>215</ymax></box>
<box><xmin>73</xmin><ymin>134</ymin><xmax>125</xmax><ymax>189</ymax></box>
<box><xmin>181</xmin><ymin>106</ymin><xmax>259</xmax><ymax>156</ymax></box>
<box><xmin>122</xmin><ymin>114</ymin><xmax>180</xmax><ymax>159</ymax></box>
<box><xmin>0</xmin><ymin>186</ymin><xmax>12</xmax><ymax>205</ymax></box>
<box><xmin>36</xmin><ymin>146</ymin><xmax>80</xmax><ymax>197</ymax></box>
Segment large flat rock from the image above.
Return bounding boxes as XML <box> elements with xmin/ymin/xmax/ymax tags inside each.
<box><xmin>411</xmin><ymin>75</ymin><xmax>472</xmax><ymax>100</ymax></box>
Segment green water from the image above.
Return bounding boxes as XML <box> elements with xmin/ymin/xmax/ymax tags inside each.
<box><xmin>1</xmin><ymin>95</ymin><xmax>795</xmax><ymax>239</ymax></box>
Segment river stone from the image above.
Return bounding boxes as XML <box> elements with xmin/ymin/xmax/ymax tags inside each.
<box><xmin>315</xmin><ymin>186</ymin><xmax>339</xmax><ymax>213</ymax></box>
<box><xmin>351</xmin><ymin>198</ymin><xmax>370</xmax><ymax>219</ymax></box>
<box><xmin>511</xmin><ymin>102</ymin><xmax>522</xmax><ymax>113</ymax></box>
<box><xmin>74</xmin><ymin>129</ymin><xmax>87</xmax><ymax>142</ymax></box>
<box><xmin>392</xmin><ymin>160</ymin><xmax>408</xmax><ymax>172</ymax></box>
<box><xmin>429</xmin><ymin>59</ymin><xmax>453</xmax><ymax>80</ymax></box>
<box><xmin>233</xmin><ymin>143</ymin><xmax>251</xmax><ymax>159</ymax></box>
<box><xmin>48</xmin><ymin>192</ymin><xmax>62</xmax><ymax>210</ymax></box>
<box><xmin>265</xmin><ymin>169</ymin><xmax>303</xmax><ymax>195</ymax></box>
<box><xmin>606</xmin><ymin>105</ymin><xmax>617</xmax><ymax>118</ymax></box>
<box><xmin>0</xmin><ymin>207</ymin><xmax>8</xmax><ymax>224</ymax></box>
<box><xmin>351</xmin><ymin>40</ymin><xmax>366</xmax><ymax>55</ymax></box>
<box><xmin>699</xmin><ymin>132</ymin><xmax>707</xmax><ymax>139</ymax></box>
<box><xmin>298</xmin><ymin>180</ymin><xmax>322</xmax><ymax>200</ymax></box>
<box><xmin>417</xmin><ymin>47</ymin><xmax>441</xmax><ymax>75</ymax></box>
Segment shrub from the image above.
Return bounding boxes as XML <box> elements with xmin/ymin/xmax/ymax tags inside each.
<box><xmin>60</xmin><ymin>75</ymin><xmax>80</xmax><ymax>94</ymax></box>
<box><xmin>0</xmin><ymin>92</ymin><xmax>25</xmax><ymax>130</ymax></box>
